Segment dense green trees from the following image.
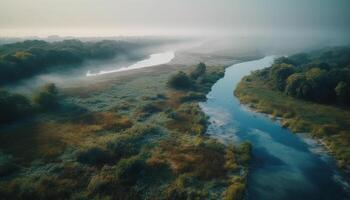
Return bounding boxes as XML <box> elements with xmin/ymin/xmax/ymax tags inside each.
<box><xmin>335</xmin><ymin>81</ymin><xmax>350</xmax><ymax>104</ymax></box>
<box><xmin>168</xmin><ymin>71</ymin><xmax>193</xmax><ymax>89</ymax></box>
<box><xmin>0</xmin><ymin>89</ymin><xmax>32</xmax><ymax>124</ymax></box>
<box><xmin>168</xmin><ymin>62</ymin><xmax>221</xmax><ymax>91</ymax></box>
<box><xmin>0</xmin><ymin>40</ymin><xmax>140</xmax><ymax>84</ymax></box>
<box><xmin>0</xmin><ymin>83</ymin><xmax>59</xmax><ymax>124</ymax></box>
<box><xmin>269</xmin><ymin>63</ymin><xmax>294</xmax><ymax>90</ymax></box>
<box><xmin>190</xmin><ymin>62</ymin><xmax>206</xmax><ymax>79</ymax></box>
<box><xmin>256</xmin><ymin>47</ymin><xmax>350</xmax><ymax>106</ymax></box>
<box><xmin>33</xmin><ymin>83</ymin><xmax>59</xmax><ymax>110</ymax></box>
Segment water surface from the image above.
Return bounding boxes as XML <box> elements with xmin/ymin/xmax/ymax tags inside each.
<box><xmin>200</xmin><ymin>56</ymin><xmax>350</xmax><ymax>200</ymax></box>
<box><xmin>86</xmin><ymin>51</ymin><xmax>174</xmax><ymax>76</ymax></box>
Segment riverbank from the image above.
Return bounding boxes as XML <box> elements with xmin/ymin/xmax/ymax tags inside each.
<box><xmin>235</xmin><ymin>72</ymin><xmax>350</xmax><ymax>175</ymax></box>
<box><xmin>201</xmin><ymin>56</ymin><xmax>349</xmax><ymax>199</ymax></box>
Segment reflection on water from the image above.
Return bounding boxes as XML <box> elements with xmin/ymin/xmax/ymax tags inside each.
<box><xmin>86</xmin><ymin>51</ymin><xmax>175</xmax><ymax>76</ymax></box>
<box><xmin>200</xmin><ymin>56</ymin><xmax>350</xmax><ymax>200</ymax></box>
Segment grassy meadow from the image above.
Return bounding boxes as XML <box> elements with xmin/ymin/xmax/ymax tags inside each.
<box><xmin>0</xmin><ymin>61</ymin><xmax>251</xmax><ymax>199</ymax></box>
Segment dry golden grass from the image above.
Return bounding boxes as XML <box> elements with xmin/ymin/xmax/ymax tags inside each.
<box><xmin>147</xmin><ymin>138</ymin><xmax>227</xmax><ymax>180</ymax></box>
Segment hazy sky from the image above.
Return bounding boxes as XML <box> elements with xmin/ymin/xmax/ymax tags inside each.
<box><xmin>0</xmin><ymin>0</ymin><xmax>349</xmax><ymax>37</ymax></box>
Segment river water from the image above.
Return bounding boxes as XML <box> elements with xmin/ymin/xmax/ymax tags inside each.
<box><xmin>200</xmin><ymin>56</ymin><xmax>350</xmax><ymax>200</ymax></box>
<box><xmin>86</xmin><ymin>51</ymin><xmax>175</xmax><ymax>76</ymax></box>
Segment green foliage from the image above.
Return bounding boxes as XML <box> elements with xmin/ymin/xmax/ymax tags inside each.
<box><xmin>224</xmin><ymin>181</ymin><xmax>245</xmax><ymax>200</ymax></box>
<box><xmin>190</xmin><ymin>62</ymin><xmax>206</xmax><ymax>79</ymax></box>
<box><xmin>269</xmin><ymin>63</ymin><xmax>294</xmax><ymax>91</ymax></box>
<box><xmin>107</xmin><ymin>124</ymin><xmax>161</xmax><ymax>160</ymax></box>
<box><xmin>257</xmin><ymin>46</ymin><xmax>350</xmax><ymax>106</ymax></box>
<box><xmin>0</xmin><ymin>89</ymin><xmax>32</xmax><ymax>124</ymax></box>
<box><xmin>115</xmin><ymin>155</ymin><xmax>146</xmax><ymax>185</ymax></box>
<box><xmin>0</xmin><ymin>152</ymin><xmax>17</xmax><ymax>176</ymax></box>
<box><xmin>141</xmin><ymin>102</ymin><xmax>162</xmax><ymax>113</ymax></box>
<box><xmin>236</xmin><ymin>69</ymin><xmax>350</xmax><ymax>174</ymax></box>
<box><xmin>0</xmin><ymin>61</ymin><xmax>246</xmax><ymax>199</ymax></box>
<box><xmin>0</xmin><ymin>39</ymin><xmax>140</xmax><ymax>83</ymax></box>
<box><xmin>200</xmin><ymin>71</ymin><xmax>224</xmax><ymax>85</ymax></box>
<box><xmin>180</xmin><ymin>92</ymin><xmax>206</xmax><ymax>102</ymax></box>
<box><xmin>164</xmin><ymin>174</ymin><xmax>209</xmax><ymax>200</ymax></box>
<box><xmin>33</xmin><ymin>83</ymin><xmax>58</xmax><ymax>110</ymax></box>
<box><xmin>236</xmin><ymin>142</ymin><xmax>252</xmax><ymax>165</ymax></box>
<box><xmin>167</xmin><ymin>71</ymin><xmax>193</xmax><ymax>90</ymax></box>
<box><xmin>77</xmin><ymin>147</ymin><xmax>112</xmax><ymax>166</ymax></box>
<box><xmin>285</xmin><ymin>73</ymin><xmax>307</xmax><ymax>97</ymax></box>
<box><xmin>335</xmin><ymin>81</ymin><xmax>350</xmax><ymax>104</ymax></box>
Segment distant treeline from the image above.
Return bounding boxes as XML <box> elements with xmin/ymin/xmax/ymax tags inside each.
<box><xmin>253</xmin><ymin>46</ymin><xmax>350</xmax><ymax>106</ymax></box>
<box><xmin>0</xmin><ymin>39</ymin><xmax>142</xmax><ymax>83</ymax></box>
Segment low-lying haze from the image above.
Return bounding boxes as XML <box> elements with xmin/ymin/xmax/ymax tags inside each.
<box><xmin>0</xmin><ymin>0</ymin><xmax>349</xmax><ymax>39</ymax></box>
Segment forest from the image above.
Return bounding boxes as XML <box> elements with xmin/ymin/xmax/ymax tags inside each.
<box><xmin>254</xmin><ymin>47</ymin><xmax>350</xmax><ymax>106</ymax></box>
<box><xmin>0</xmin><ymin>39</ymin><xmax>148</xmax><ymax>84</ymax></box>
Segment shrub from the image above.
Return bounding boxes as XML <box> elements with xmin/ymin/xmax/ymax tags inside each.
<box><xmin>115</xmin><ymin>155</ymin><xmax>146</xmax><ymax>185</ymax></box>
<box><xmin>224</xmin><ymin>145</ymin><xmax>239</xmax><ymax>171</ymax></box>
<box><xmin>87</xmin><ymin>166</ymin><xmax>118</xmax><ymax>195</ymax></box>
<box><xmin>168</xmin><ymin>71</ymin><xmax>193</xmax><ymax>90</ymax></box>
<box><xmin>236</xmin><ymin>142</ymin><xmax>251</xmax><ymax>165</ymax></box>
<box><xmin>335</xmin><ymin>81</ymin><xmax>350</xmax><ymax>104</ymax></box>
<box><xmin>200</xmin><ymin>71</ymin><xmax>224</xmax><ymax>85</ymax></box>
<box><xmin>0</xmin><ymin>89</ymin><xmax>32</xmax><ymax>124</ymax></box>
<box><xmin>77</xmin><ymin>147</ymin><xmax>112</xmax><ymax>166</ymax></box>
<box><xmin>33</xmin><ymin>83</ymin><xmax>59</xmax><ymax>110</ymax></box>
<box><xmin>224</xmin><ymin>182</ymin><xmax>245</xmax><ymax>200</ymax></box>
<box><xmin>0</xmin><ymin>152</ymin><xmax>17</xmax><ymax>177</ymax></box>
<box><xmin>190</xmin><ymin>62</ymin><xmax>206</xmax><ymax>79</ymax></box>
<box><xmin>114</xmin><ymin>115</ymin><xmax>133</xmax><ymax>131</ymax></box>
<box><xmin>180</xmin><ymin>92</ymin><xmax>206</xmax><ymax>102</ymax></box>
<box><xmin>141</xmin><ymin>102</ymin><xmax>162</xmax><ymax>114</ymax></box>
<box><xmin>107</xmin><ymin>124</ymin><xmax>161</xmax><ymax>159</ymax></box>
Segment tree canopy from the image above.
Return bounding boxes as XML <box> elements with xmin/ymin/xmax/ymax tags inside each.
<box><xmin>255</xmin><ymin>46</ymin><xmax>350</xmax><ymax>106</ymax></box>
<box><xmin>0</xmin><ymin>40</ymin><xmax>140</xmax><ymax>84</ymax></box>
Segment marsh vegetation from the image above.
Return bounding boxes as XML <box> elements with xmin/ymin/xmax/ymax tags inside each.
<box><xmin>0</xmin><ymin>45</ymin><xmax>250</xmax><ymax>199</ymax></box>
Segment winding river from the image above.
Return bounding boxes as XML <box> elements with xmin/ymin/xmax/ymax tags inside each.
<box><xmin>200</xmin><ymin>56</ymin><xmax>350</xmax><ymax>200</ymax></box>
<box><xmin>86</xmin><ymin>51</ymin><xmax>175</xmax><ymax>76</ymax></box>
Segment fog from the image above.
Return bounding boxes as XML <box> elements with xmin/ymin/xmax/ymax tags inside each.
<box><xmin>1</xmin><ymin>0</ymin><xmax>349</xmax><ymax>39</ymax></box>
<box><xmin>2</xmin><ymin>0</ymin><xmax>350</xmax><ymax>93</ymax></box>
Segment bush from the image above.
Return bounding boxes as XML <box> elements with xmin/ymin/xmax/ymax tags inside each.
<box><xmin>200</xmin><ymin>71</ymin><xmax>224</xmax><ymax>85</ymax></box>
<box><xmin>224</xmin><ymin>182</ymin><xmax>245</xmax><ymax>200</ymax></box>
<box><xmin>87</xmin><ymin>166</ymin><xmax>118</xmax><ymax>195</ymax></box>
<box><xmin>33</xmin><ymin>83</ymin><xmax>58</xmax><ymax>110</ymax></box>
<box><xmin>0</xmin><ymin>89</ymin><xmax>32</xmax><ymax>124</ymax></box>
<box><xmin>190</xmin><ymin>62</ymin><xmax>206</xmax><ymax>79</ymax></box>
<box><xmin>77</xmin><ymin>147</ymin><xmax>112</xmax><ymax>166</ymax></box>
<box><xmin>168</xmin><ymin>71</ymin><xmax>193</xmax><ymax>90</ymax></box>
<box><xmin>115</xmin><ymin>155</ymin><xmax>146</xmax><ymax>185</ymax></box>
<box><xmin>0</xmin><ymin>152</ymin><xmax>17</xmax><ymax>177</ymax></box>
<box><xmin>335</xmin><ymin>81</ymin><xmax>350</xmax><ymax>104</ymax></box>
<box><xmin>107</xmin><ymin>124</ymin><xmax>161</xmax><ymax>159</ymax></box>
<box><xmin>141</xmin><ymin>102</ymin><xmax>162</xmax><ymax>114</ymax></box>
<box><xmin>236</xmin><ymin>142</ymin><xmax>251</xmax><ymax>165</ymax></box>
<box><xmin>180</xmin><ymin>92</ymin><xmax>206</xmax><ymax>102</ymax></box>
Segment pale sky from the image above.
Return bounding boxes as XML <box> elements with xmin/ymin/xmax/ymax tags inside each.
<box><xmin>0</xmin><ymin>0</ymin><xmax>349</xmax><ymax>37</ymax></box>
